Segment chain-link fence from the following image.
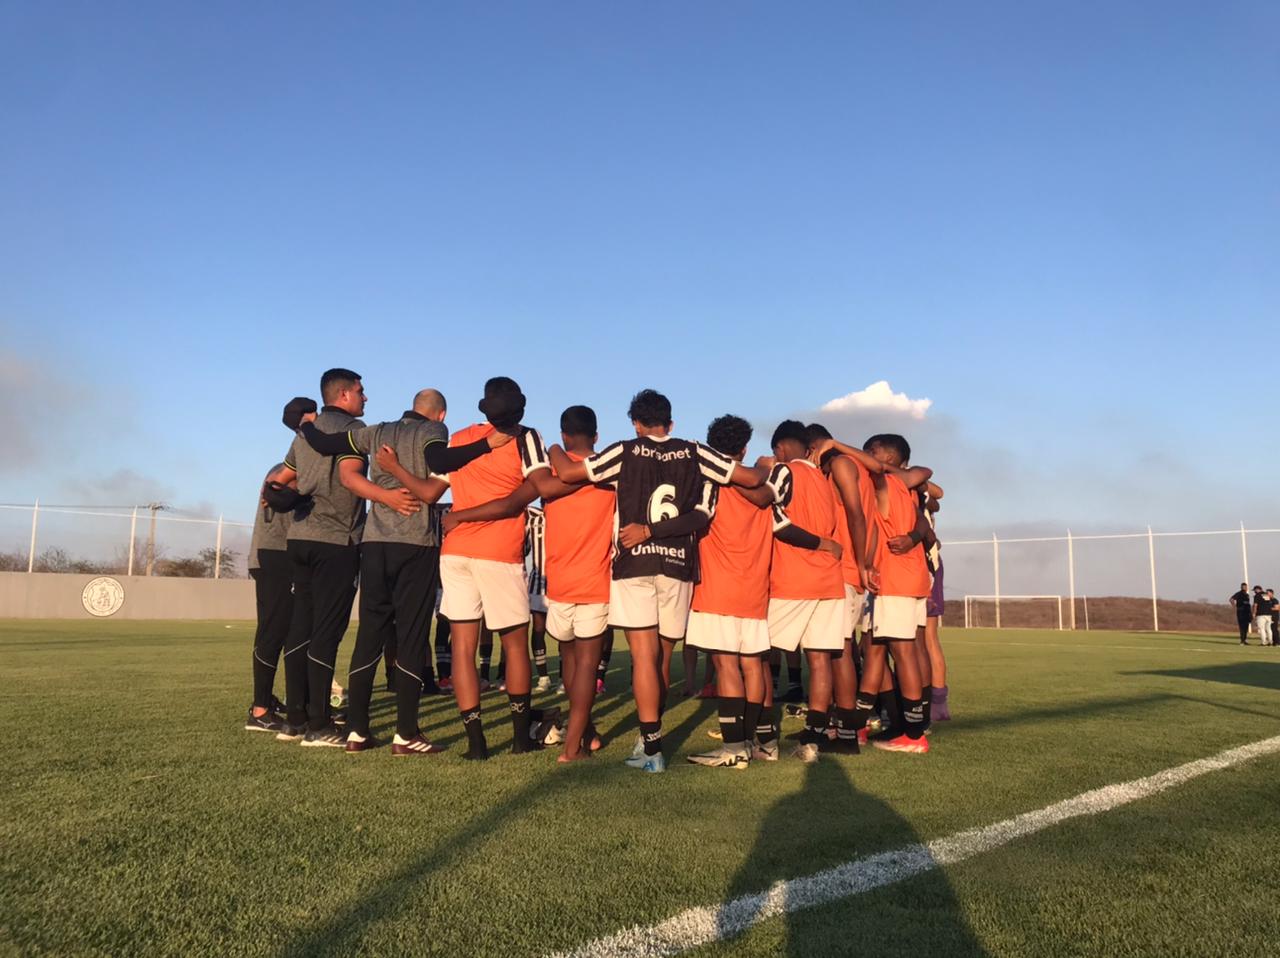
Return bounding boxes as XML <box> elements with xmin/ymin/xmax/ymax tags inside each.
<box><xmin>0</xmin><ymin>503</ymin><xmax>253</xmax><ymax>579</ymax></box>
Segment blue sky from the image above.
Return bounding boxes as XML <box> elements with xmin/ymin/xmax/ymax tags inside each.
<box><xmin>2</xmin><ymin>1</ymin><xmax>1277</xmax><ymax>546</ymax></box>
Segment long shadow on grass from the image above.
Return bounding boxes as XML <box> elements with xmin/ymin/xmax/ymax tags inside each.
<box><xmin>1122</xmin><ymin>662</ymin><xmax>1280</xmax><ymax>693</ymax></box>
<box><xmin>714</xmin><ymin>760</ymin><xmax>988</xmax><ymax>956</ymax></box>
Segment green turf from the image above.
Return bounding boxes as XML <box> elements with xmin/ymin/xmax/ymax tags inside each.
<box><xmin>2</xmin><ymin>622</ymin><xmax>1278</xmax><ymax>957</ymax></box>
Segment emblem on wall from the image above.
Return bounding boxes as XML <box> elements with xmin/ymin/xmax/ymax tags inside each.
<box><xmin>82</xmin><ymin>576</ymin><xmax>125</xmax><ymax>617</ymax></box>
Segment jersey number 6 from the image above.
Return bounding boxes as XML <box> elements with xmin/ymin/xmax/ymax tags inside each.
<box><xmin>648</xmin><ymin>483</ymin><xmax>679</xmax><ymax>523</ymax></box>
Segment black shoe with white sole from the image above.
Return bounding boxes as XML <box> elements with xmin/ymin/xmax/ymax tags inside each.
<box><xmin>301</xmin><ymin>725</ymin><xmax>347</xmax><ymax>748</ymax></box>
<box><xmin>276</xmin><ymin>721</ymin><xmax>306</xmax><ymax>742</ymax></box>
<box><xmin>245</xmin><ymin>710</ymin><xmax>283</xmax><ymax>733</ymax></box>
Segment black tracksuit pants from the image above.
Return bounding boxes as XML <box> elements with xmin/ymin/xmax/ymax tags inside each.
<box><xmin>347</xmin><ymin>542</ymin><xmax>441</xmax><ymax>739</ymax></box>
<box><xmin>1238</xmin><ymin>611</ymin><xmax>1252</xmax><ymax>642</ymax></box>
<box><xmin>250</xmin><ymin>549</ymin><xmax>294</xmax><ymax>709</ymax></box>
<box><xmin>287</xmin><ymin>539</ymin><xmax>360</xmax><ymax>731</ymax></box>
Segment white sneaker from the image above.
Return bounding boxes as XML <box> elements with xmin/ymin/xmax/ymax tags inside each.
<box><xmin>535</xmin><ymin>676</ymin><xmax>552</xmax><ymax>693</ymax></box>
<box><xmin>687</xmin><ymin>745</ymin><xmax>750</xmax><ymax>769</ymax></box>
<box><xmin>751</xmin><ymin>739</ymin><xmax>779</xmax><ymax>762</ymax></box>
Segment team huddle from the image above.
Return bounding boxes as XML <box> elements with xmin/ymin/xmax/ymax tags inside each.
<box><xmin>245</xmin><ymin>369</ymin><xmax>951</xmax><ymax>771</ymax></box>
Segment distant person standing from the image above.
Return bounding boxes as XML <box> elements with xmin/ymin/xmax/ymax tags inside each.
<box><xmin>1252</xmin><ymin>586</ymin><xmax>1273</xmax><ymax>647</ymax></box>
<box><xmin>1229</xmin><ymin>583</ymin><xmax>1252</xmax><ymax>644</ymax></box>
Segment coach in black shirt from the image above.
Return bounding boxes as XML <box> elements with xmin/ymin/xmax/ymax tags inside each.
<box><xmin>1229</xmin><ymin>583</ymin><xmax>1253</xmax><ymax>644</ymax></box>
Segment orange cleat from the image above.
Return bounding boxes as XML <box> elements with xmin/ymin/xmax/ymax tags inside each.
<box><xmin>871</xmin><ymin>733</ymin><xmax>928</xmax><ymax>754</ymax></box>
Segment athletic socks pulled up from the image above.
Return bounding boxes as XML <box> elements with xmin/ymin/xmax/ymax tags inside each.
<box><xmin>640</xmin><ymin>720</ymin><xmax>663</xmax><ymax>756</ymax></box>
<box><xmin>509</xmin><ymin>693</ymin><xmax>539</xmax><ymax>752</ymax></box>
<box><xmin>756</xmin><ymin>704</ymin><xmax>780</xmax><ymax>745</ymax></box>
<box><xmin>932</xmin><ymin>685</ymin><xmax>951</xmax><ymax>721</ymax></box>
<box><xmin>834</xmin><ymin>707</ymin><xmax>860</xmax><ymax>745</ymax></box>
<box><xmin>718</xmin><ymin>696</ymin><xmax>746</xmax><ymax>746</ymax></box>
<box><xmin>851</xmin><ymin>693</ymin><xmax>876</xmax><ymax>731</ymax></box>
<box><xmin>461</xmin><ymin>706</ymin><xmax>487</xmax><ymax>760</ymax></box>
<box><xmin>801</xmin><ymin>709</ymin><xmax>829</xmax><ymax>745</ymax></box>
<box><xmin>531</xmin><ymin>628</ymin><xmax>548</xmax><ymax>678</ymax></box>
<box><xmin>902</xmin><ymin>697</ymin><xmax>925</xmax><ymax>740</ymax></box>
<box><xmin>877</xmin><ymin>690</ymin><xmax>903</xmax><ymax>736</ymax></box>
<box><xmin>743</xmin><ymin>699</ymin><xmax>764</xmax><ymax>745</ymax></box>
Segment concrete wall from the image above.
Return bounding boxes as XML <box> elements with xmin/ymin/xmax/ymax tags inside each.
<box><xmin>0</xmin><ymin>571</ymin><xmax>258</xmax><ymax>620</ymax></box>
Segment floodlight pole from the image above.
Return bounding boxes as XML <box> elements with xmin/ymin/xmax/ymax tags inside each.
<box><xmin>27</xmin><ymin>499</ymin><xmax>39</xmax><ymax>573</ymax></box>
<box><xmin>127</xmin><ymin>507</ymin><xmax>138</xmax><ymax>576</ymax></box>
<box><xmin>214</xmin><ymin>516</ymin><xmax>223</xmax><ymax>579</ymax></box>
<box><xmin>1066</xmin><ymin>529</ymin><xmax>1076</xmax><ymax>630</ymax></box>
<box><xmin>992</xmin><ymin>534</ymin><xmax>1001</xmax><ymax>629</ymax></box>
<box><xmin>1240</xmin><ymin>521</ymin><xmax>1249</xmax><ymax>586</ymax></box>
<box><xmin>1147</xmin><ymin>526</ymin><xmax>1159</xmax><ymax>632</ymax></box>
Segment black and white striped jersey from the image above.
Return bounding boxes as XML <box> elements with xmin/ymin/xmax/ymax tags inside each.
<box><xmin>583</xmin><ymin>435</ymin><xmax>737</xmax><ymax>581</ymax></box>
<box><xmin>524</xmin><ymin>505</ymin><xmax>546</xmax><ymax>597</ymax></box>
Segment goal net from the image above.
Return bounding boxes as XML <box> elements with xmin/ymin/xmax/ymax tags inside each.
<box><xmin>962</xmin><ymin>595</ymin><xmax>1064</xmax><ymax>630</ymax></box>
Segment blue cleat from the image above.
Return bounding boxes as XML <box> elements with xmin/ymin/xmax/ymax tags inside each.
<box><xmin>624</xmin><ymin>751</ymin><xmax>666</xmax><ymax>773</ymax></box>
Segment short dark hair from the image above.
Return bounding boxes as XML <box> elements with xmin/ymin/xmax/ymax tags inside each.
<box><xmin>320</xmin><ymin>368</ymin><xmax>361</xmax><ymax>404</ymax></box>
<box><xmin>864</xmin><ymin>433</ymin><xmax>911</xmax><ymax>463</ymax></box>
<box><xmin>628</xmin><ymin>389</ymin><xmax>672</xmax><ymax>428</ymax></box>
<box><xmin>770</xmin><ymin>419</ymin><xmax>809</xmax><ymax>450</ymax></box>
<box><xmin>478</xmin><ymin>376</ymin><xmax>526</xmax><ymax>428</ymax></box>
<box><xmin>560</xmin><ymin>405</ymin><xmax>598</xmax><ymax>438</ymax></box>
<box><xmin>706</xmin><ymin>415</ymin><xmax>752</xmax><ymax>457</ymax></box>
<box><xmin>805</xmin><ymin>422</ymin><xmax>833</xmax><ymax>446</ymax></box>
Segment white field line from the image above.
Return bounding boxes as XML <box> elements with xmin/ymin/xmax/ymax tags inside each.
<box><xmin>947</xmin><ymin>640</ymin><xmax>1220</xmax><ymax>654</ymax></box>
<box><xmin>551</xmin><ymin>734</ymin><xmax>1280</xmax><ymax>958</ymax></box>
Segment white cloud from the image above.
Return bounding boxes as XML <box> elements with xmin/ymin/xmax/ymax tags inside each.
<box><xmin>820</xmin><ymin>381</ymin><xmax>932</xmax><ymax>420</ymax></box>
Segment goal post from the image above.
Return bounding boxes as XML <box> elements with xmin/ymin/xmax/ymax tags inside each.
<box><xmin>963</xmin><ymin>595</ymin><xmax>1064</xmax><ymax>630</ymax></box>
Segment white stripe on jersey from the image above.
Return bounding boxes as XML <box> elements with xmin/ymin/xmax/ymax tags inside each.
<box><xmin>771</xmin><ymin>502</ymin><xmax>793</xmax><ymax>533</ymax></box>
<box><xmin>695</xmin><ymin>443</ymin><xmax>737</xmax><ymax>485</ymax></box>
<box><xmin>583</xmin><ymin>441</ymin><xmax>625</xmax><ymax>484</ymax></box>
<box><xmin>694</xmin><ymin>480</ymin><xmax>716</xmax><ymax>516</ymax></box>
<box><xmin>519</xmin><ymin>428</ymin><xmax>551</xmax><ymax>477</ymax></box>
<box><xmin>525</xmin><ymin>506</ymin><xmax>546</xmax><ymax>595</ymax></box>
<box><xmin>766</xmin><ymin>463</ymin><xmax>793</xmax><ymax>507</ymax></box>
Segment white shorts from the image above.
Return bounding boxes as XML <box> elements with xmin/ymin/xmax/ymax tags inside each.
<box><xmin>872</xmin><ymin>595</ymin><xmax>928</xmax><ymax>641</ymax></box>
<box><xmin>843</xmin><ymin>584</ymin><xmax>867</xmax><ymax>638</ymax></box>
<box><xmin>767</xmin><ymin>598</ymin><xmax>845</xmax><ymax>652</ymax></box>
<box><xmin>546</xmin><ymin>599</ymin><xmax>610</xmax><ymax>641</ymax></box>
<box><xmin>609</xmin><ymin>575</ymin><xmax>693</xmax><ymax>639</ymax></box>
<box><xmin>529</xmin><ymin>591</ymin><xmax>548</xmax><ymax>615</ymax></box>
<box><xmin>439</xmin><ymin>555</ymin><xmax>530</xmax><ymax>631</ymax></box>
<box><xmin>686</xmin><ymin>611</ymin><xmax>770</xmax><ymax>655</ymax></box>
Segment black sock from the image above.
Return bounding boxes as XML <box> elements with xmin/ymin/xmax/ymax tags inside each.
<box><xmin>786</xmin><ymin>659</ymin><xmax>802</xmax><ymax>689</ymax></box>
<box><xmin>920</xmin><ymin>688</ymin><xmax>931</xmax><ymax>731</ymax></box>
<box><xmin>851</xmin><ymin>693</ymin><xmax>876</xmax><ymax>730</ymax></box>
<box><xmin>531</xmin><ymin>628</ymin><xmax>548</xmax><ymax>678</ymax></box>
<box><xmin>835</xmin><ymin>707</ymin><xmax>858</xmax><ymax>741</ymax></box>
<box><xmin>803</xmin><ymin>710</ymin><xmax>829</xmax><ymax>745</ymax></box>
<box><xmin>718</xmin><ymin>696</ymin><xmax>746</xmax><ymax>746</ymax></box>
<box><xmin>769</xmin><ymin>659</ymin><xmax>781</xmax><ymax>686</ymax></box>
<box><xmin>640</xmin><ymin>719</ymin><xmax>662</xmax><ymax>756</ymax></box>
<box><xmin>509</xmin><ymin>693</ymin><xmax>536</xmax><ymax>751</ymax></box>
<box><xmin>461</xmin><ymin>706</ymin><xmax>487</xmax><ymax>759</ymax></box>
<box><xmin>743</xmin><ymin>699</ymin><xmax>764</xmax><ymax>744</ymax></box>
<box><xmin>479</xmin><ymin>638</ymin><xmax>493</xmax><ymax>681</ymax></box>
<box><xmin>435</xmin><ymin>616</ymin><xmax>452</xmax><ymax>678</ymax></box>
<box><xmin>878</xmin><ymin>690</ymin><xmax>903</xmax><ymax>735</ymax></box>
<box><xmin>903</xmin><ymin>696</ymin><xmax>925</xmax><ymax>740</ymax></box>
<box><xmin>757</xmin><ymin>704</ymin><xmax>779</xmax><ymax>745</ymax></box>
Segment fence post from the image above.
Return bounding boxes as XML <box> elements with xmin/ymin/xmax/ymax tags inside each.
<box><xmin>1066</xmin><ymin>529</ymin><xmax>1076</xmax><ymax>630</ymax></box>
<box><xmin>127</xmin><ymin>506</ymin><xmax>138</xmax><ymax>576</ymax></box>
<box><xmin>992</xmin><ymin>534</ymin><xmax>1001</xmax><ymax>629</ymax></box>
<box><xmin>214</xmin><ymin>515</ymin><xmax>224</xmax><ymax>579</ymax></box>
<box><xmin>1240</xmin><ymin>521</ymin><xmax>1250</xmax><ymax>586</ymax></box>
<box><xmin>27</xmin><ymin>499</ymin><xmax>39</xmax><ymax>573</ymax></box>
<box><xmin>1083</xmin><ymin>595</ymin><xmax>1090</xmax><ymax>631</ymax></box>
<box><xmin>1148</xmin><ymin>525</ymin><xmax>1159</xmax><ymax>632</ymax></box>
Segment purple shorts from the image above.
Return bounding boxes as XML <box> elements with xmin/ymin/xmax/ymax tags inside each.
<box><xmin>926</xmin><ymin>559</ymin><xmax>945</xmax><ymax>618</ymax></box>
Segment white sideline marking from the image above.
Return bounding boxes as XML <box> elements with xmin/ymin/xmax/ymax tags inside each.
<box><xmin>949</xmin><ymin>639</ymin><xmax>1218</xmax><ymax>654</ymax></box>
<box><xmin>551</xmin><ymin>735</ymin><xmax>1280</xmax><ymax>958</ymax></box>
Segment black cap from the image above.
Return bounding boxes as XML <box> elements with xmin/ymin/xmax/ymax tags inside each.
<box><xmin>282</xmin><ymin>397</ymin><xmax>318</xmax><ymax>431</ymax></box>
<box><xmin>478</xmin><ymin>377</ymin><xmax>525</xmax><ymax>429</ymax></box>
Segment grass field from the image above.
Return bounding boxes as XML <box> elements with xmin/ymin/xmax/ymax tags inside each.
<box><xmin>3</xmin><ymin>621</ymin><xmax>1279</xmax><ymax>957</ymax></box>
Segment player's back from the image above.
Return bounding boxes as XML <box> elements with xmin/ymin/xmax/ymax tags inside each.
<box><xmin>286</xmin><ymin>407</ymin><xmax>367</xmax><ymax>545</ymax></box>
<box><xmin>611</xmin><ymin>435</ymin><xmax>707</xmax><ymax>581</ymax></box>
<box><xmin>873</xmin><ymin>474</ymin><xmax>931</xmax><ymax>597</ymax></box>
<box><xmin>544</xmin><ymin>454</ymin><xmax>616</xmax><ymax>604</ymax></box>
<box><xmin>828</xmin><ymin>454</ymin><xmax>864</xmax><ymax>591</ymax></box>
<box><xmin>770</xmin><ymin>459</ymin><xmax>843</xmax><ymax>600</ymax></box>
<box><xmin>442</xmin><ymin>422</ymin><xmax>539</xmax><ymax>563</ymax></box>
<box><xmin>692</xmin><ymin>486</ymin><xmax>771</xmax><ymax>620</ymax></box>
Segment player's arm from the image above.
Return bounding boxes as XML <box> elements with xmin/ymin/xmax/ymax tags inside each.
<box><xmin>337</xmin><ymin>457</ymin><xmax>421</xmax><ymax>516</ymax></box>
<box><xmin>373</xmin><ymin>445</ymin><xmax>449</xmax><ymax>504</ymax></box>
<box><xmin>887</xmin><ymin>507</ymin><xmax>932</xmax><ymax>555</ymax></box>
<box><xmin>695</xmin><ymin>442</ymin><xmax>766</xmax><ymax>488</ymax></box>
<box><xmin>517</xmin><ymin>429</ymin><xmax>584</xmax><ymax>499</ymax></box>
<box><xmin>552</xmin><ymin>440</ymin><xmax>623</xmax><ymax>487</ymax></box>
<box><xmin>863</xmin><ymin>519</ymin><xmax>882</xmax><ymax>593</ymax></box>
<box><xmin>813</xmin><ymin>439</ymin><xmax>886</xmax><ymax>476</ymax></box>
<box><xmin>442</xmin><ymin>479</ymin><xmax>540</xmax><ymax>536</ymax></box>
<box><xmin>620</xmin><ymin>482</ymin><xmax>716</xmax><ymax>548</ymax></box>
<box><xmin>425</xmin><ymin>430</ymin><xmax>513</xmax><ymax>474</ymax></box>
<box><xmin>886</xmin><ymin>463</ymin><xmax>934</xmax><ymax>489</ymax></box>
<box><xmin>828</xmin><ymin>454</ymin><xmax>868</xmax><ymax>575</ymax></box>
<box><xmin>926</xmin><ymin>480</ymin><xmax>944</xmax><ymax>500</ymax></box>
<box><xmin>547</xmin><ymin>444</ymin><xmax>589</xmax><ymax>483</ymax></box>
<box><xmin>299</xmin><ymin>421</ymin><xmax>366</xmax><ymax>457</ymax></box>
<box><xmin>770</xmin><ymin>504</ymin><xmax>842</xmax><ymax>559</ymax></box>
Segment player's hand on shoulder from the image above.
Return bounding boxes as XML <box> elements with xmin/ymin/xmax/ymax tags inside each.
<box><xmin>487</xmin><ymin>429</ymin><xmax>516</xmax><ymax>449</ymax></box>
<box><xmin>619</xmin><ymin>523</ymin><xmax>651</xmax><ymax>548</ymax></box>
<box><xmin>755</xmin><ymin>455</ymin><xmax>776</xmax><ymax>471</ymax></box>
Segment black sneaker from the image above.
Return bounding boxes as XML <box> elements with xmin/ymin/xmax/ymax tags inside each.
<box><xmin>270</xmin><ymin>695</ymin><xmax>287</xmax><ymax>714</ymax></box>
<box><xmin>276</xmin><ymin>721</ymin><xmax>306</xmax><ymax>742</ymax></box>
<box><xmin>330</xmin><ymin>709</ymin><xmax>348</xmax><ymax>727</ymax></box>
<box><xmin>245</xmin><ymin>709</ymin><xmax>283</xmax><ymax>733</ymax></box>
<box><xmin>301</xmin><ymin>725</ymin><xmax>347</xmax><ymax>748</ymax></box>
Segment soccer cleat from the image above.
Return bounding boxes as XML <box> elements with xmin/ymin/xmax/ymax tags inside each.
<box><xmin>630</xmin><ymin>732</ymin><xmax>645</xmax><ymax>759</ymax></box>
<box><xmin>821</xmin><ymin>735</ymin><xmax>862</xmax><ymax>756</ymax></box>
<box><xmin>392</xmin><ymin>733</ymin><xmax>446</xmax><ymax>756</ymax></box>
<box><xmin>270</xmin><ymin>695</ymin><xmax>287</xmax><ymax>714</ymax></box>
<box><xmin>275</xmin><ymin>721</ymin><xmax>306</xmax><ymax>742</ymax></box>
<box><xmin>596</xmin><ymin>679</ymin><xmax>606</xmax><ymax>694</ymax></box>
<box><xmin>857</xmin><ymin>728</ymin><xmax>869</xmax><ymax>746</ymax></box>
<box><xmin>556</xmin><ymin>681</ymin><xmax>566</xmax><ymax>694</ymax></box>
<box><xmin>872</xmin><ymin>734</ymin><xmax>929</xmax><ymax>754</ymax></box>
<box><xmin>688</xmin><ymin>746</ymin><xmax>750</xmax><ymax>769</ymax></box>
<box><xmin>439</xmin><ymin>677</ymin><xmax>454</xmax><ymax>692</ymax></box>
<box><xmin>624</xmin><ymin>751</ymin><xmax>667</xmax><ymax>773</ymax></box>
<box><xmin>784</xmin><ymin>703</ymin><xmax>808</xmax><ymax>720</ymax></box>
<box><xmin>707</xmin><ymin>728</ymin><xmax>724</xmax><ymax>741</ymax></box>
<box><xmin>535</xmin><ymin>676</ymin><xmax>552</xmax><ymax>693</ymax></box>
<box><xmin>345</xmin><ymin>732</ymin><xmax>379</xmax><ymax>753</ymax></box>
<box><xmin>866</xmin><ymin>715</ymin><xmax>884</xmax><ymax>735</ymax></box>
<box><xmin>301</xmin><ymin>725</ymin><xmax>347</xmax><ymax>748</ymax></box>
<box><xmin>751</xmin><ymin>740</ymin><xmax>779</xmax><ymax>762</ymax></box>
<box><xmin>245</xmin><ymin>710</ymin><xmax>283</xmax><ymax>733</ymax></box>
<box><xmin>330</xmin><ymin>710</ymin><xmax>348</xmax><ymax>727</ymax></box>
<box><xmin>790</xmin><ymin>742</ymin><xmax>820</xmax><ymax>764</ymax></box>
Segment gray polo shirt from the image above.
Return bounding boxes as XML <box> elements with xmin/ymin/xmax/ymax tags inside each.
<box><xmin>340</xmin><ymin>411</ymin><xmax>448</xmax><ymax>546</ymax></box>
<box><xmin>285</xmin><ymin>407</ymin><xmax>367</xmax><ymax>546</ymax></box>
<box><xmin>248</xmin><ymin>502</ymin><xmax>291</xmax><ymax>570</ymax></box>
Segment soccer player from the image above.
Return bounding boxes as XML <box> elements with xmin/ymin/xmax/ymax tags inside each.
<box><xmin>272</xmin><ymin>369</ymin><xmax>416</xmax><ymax>746</ymax></box>
<box><xmin>761</xmin><ymin>421</ymin><xmax>847</xmax><ymax>764</ymax></box>
<box><xmin>444</xmin><ymin>404</ymin><xmax>615</xmax><ymax>762</ymax></box>
<box><xmin>300</xmin><ymin>387</ymin><xmax>511</xmax><ymax>754</ymax></box>
<box><xmin>921</xmin><ymin>484</ymin><xmax>951</xmax><ymax>720</ymax></box>
<box><xmin>549</xmin><ymin>389</ymin><xmax>768</xmax><ymax>773</ymax></box>
<box><xmin>685</xmin><ymin>415</ymin><xmax>818</xmax><ymax>769</ymax></box>
<box><xmin>524</xmin><ymin>505</ymin><xmax>553</xmax><ymax>692</ymax></box>
<box><xmin>245</xmin><ymin>400</ymin><xmax>317</xmax><ymax>733</ymax></box>
<box><xmin>434</xmin><ymin>376</ymin><xmax>562</xmax><ymax>760</ymax></box>
<box><xmin>805</xmin><ymin>422</ymin><xmax>881</xmax><ymax>752</ymax></box>
<box><xmin>1229</xmin><ymin>583</ymin><xmax>1253</xmax><ymax>644</ymax></box>
<box><xmin>820</xmin><ymin>433</ymin><xmax>934</xmax><ymax>753</ymax></box>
